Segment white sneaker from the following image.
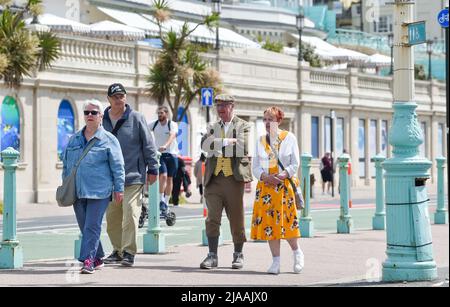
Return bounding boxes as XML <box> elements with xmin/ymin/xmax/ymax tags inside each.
<box><xmin>293</xmin><ymin>250</ymin><xmax>304</xmax><ymax>274</ymax></box>
<box><xmin>267</xmin><ymin>261</ymin><xmax>280</xmax><ymax>275</ymax></box>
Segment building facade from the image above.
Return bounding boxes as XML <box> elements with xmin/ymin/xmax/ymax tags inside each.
<box><xmin>0</xmin><ymin>34</ymin><xmax>446</xmax><ymax>203</ymax></box>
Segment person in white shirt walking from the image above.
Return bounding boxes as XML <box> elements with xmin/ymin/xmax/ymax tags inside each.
<box><xmin>149</xmin><ymin>106</ymin><xmax>179</xmax><ymax>213</ymax></box>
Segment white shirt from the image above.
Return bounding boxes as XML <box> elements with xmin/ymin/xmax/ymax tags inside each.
<box><xmin>149</xmin><ymin>120</ymin><xmax>179</xmax><ymax>155</ymax></box>
<box><xmin>221</xmin><ymin>116</ymin><xmax>235</xmax><ymax>147</ymax></box>
<box><xmin>252</xmin><ymin>131</ymin><xmax>300</xmax><ymax>181</ymax></box>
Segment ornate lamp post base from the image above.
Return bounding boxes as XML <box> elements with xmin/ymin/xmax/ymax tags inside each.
<box><xmin>383</xmin><ymin>259</ymin><xmax>438</xmax><ymax>282</ymax></box>
<box><xmin>382</xmin><ymin>103</ymin><xmax>437</xmax><ymax>282</ymax></box>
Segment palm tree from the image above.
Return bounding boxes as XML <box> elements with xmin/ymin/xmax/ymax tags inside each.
<box><xmin>0</xmin><ymin>0</ymin><xmax>60</xmax><ymax>91</ymax></box>
<box><xmin>147</xmin><ymin>0</ymin><xmax>222</xmax><ymax>122</ymax></box>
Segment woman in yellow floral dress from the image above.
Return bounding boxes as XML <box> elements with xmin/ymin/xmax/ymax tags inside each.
<box><xmin>251</xmin><ymin>107</ymin><xmax>304</xmax><ymax>274</ymax></box>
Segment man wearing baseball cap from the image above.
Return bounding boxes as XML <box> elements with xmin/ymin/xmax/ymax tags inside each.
<box><xmin>102</xmin><ymin>83</ymin><xmax>159</xmax><ymax>267</ymax></box>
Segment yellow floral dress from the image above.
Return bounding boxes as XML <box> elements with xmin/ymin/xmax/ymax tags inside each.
<box><xmin>250</xmin><ymin>131</ymin><xmax>301</xmax><ymax>241</ymax></box>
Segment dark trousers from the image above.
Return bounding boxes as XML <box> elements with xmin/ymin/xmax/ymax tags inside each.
<box><xmin>172</xmin><ymin>175</ymin><xmax>189</xmax><ymax>206</ymax></box>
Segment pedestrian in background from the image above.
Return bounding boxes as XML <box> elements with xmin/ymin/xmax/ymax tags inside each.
<box><xmin>149</xmin><ymin>106</ymin><xmax>179</xmax><ymax>215</ymax></box>
<box><xmin>194</xmin><ymin>153</ymin><xmax>206</xmax><ymax>203</ymax></box>
<box><xmin>250</xmin><ymin>106</ymin><xmax>304</xmax><ymax>275</ymax></box>
<box><xmin>171</xmin><ymin>156</ymin><xmax>192</xmax><ymax>207</ymax></box>
<box><xmin>320</xmin><ymin>152</ymin><xmax>333</xmax><ymax>195</ymax></box>
<box><xmin>103</xmin><ymin>83</ymin><xmax>159</xmax><ymax>267</ymax></box>
<box><xmin>62</xmin><ymin>99</ymin><xmax>125</xmax><ymax>274</ymax></box>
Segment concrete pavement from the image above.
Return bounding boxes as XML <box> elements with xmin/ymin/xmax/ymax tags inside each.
<box><xmin>0</xmin><ymin>184</ymin><xmax>448</xmax><ymax>286</ymax></box>
<box><xmin>0</xmin><ymin>224</ymin><xmax>447</xmax><ymax>287</ymax></box>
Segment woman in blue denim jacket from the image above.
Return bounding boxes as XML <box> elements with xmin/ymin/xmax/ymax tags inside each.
<box><xmin>62</xmin><ymin>99</ymin><xmax>125</xmax><ymax>274</ymax></box>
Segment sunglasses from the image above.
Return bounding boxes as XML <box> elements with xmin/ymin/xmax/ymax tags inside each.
<box><xmin>84</xmin><ymin>110</ymin><xmax>100</xmax><ymax>116</ymax></box>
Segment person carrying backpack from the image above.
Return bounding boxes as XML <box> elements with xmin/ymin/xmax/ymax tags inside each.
<box><xmin>149</xmin><ymin>106</ymin><xmax>179</xmax><ymax>215</ymax></box>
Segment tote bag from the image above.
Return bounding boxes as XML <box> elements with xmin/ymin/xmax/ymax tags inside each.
<box><xmin>56</xmin><ymin>140</ymin><xmax>97</xmax><ymax>207</ymax></box>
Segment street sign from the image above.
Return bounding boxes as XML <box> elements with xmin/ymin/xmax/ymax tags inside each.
<box><xmin>437</xmin><ymin>8</ymin><xmax>449</xmax><ymax>28</ymax></box>
<box><xmin>201</xmin><ymin>88</ymin><xmax>213</xmax><ymax>107</ymax></box>
<box><xmin>404</xmin><ymin>21</ymin><xmax>426</xmax><ymax>46</ymax></box>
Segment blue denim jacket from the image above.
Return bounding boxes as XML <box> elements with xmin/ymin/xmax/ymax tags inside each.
<box><xmin>62</xmin><ymin>126</ymin><xmax>125</xmax><ymax>199</ymax></box>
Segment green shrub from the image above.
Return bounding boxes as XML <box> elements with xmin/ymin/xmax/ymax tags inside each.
<box><xmin>0</xmin><ymin>201</ymin><xmax>3</xmax><ymax>215</ymax></box>
<box><xmin>262</xmin><ymin>39</ymin><xmax>284</xmax><ymax>53</ymax></box>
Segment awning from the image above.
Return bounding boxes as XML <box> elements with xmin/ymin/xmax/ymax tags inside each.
<box><xmin>124</xmin><ymin>0</ymin><xmax>212</xmax><ymax>16</ymax></box>
<box><xmin>96</xmin><ymin>6</ymin><xmax>160</xmax><ymax>36</ymax></box>
<box><xmin>96</xmin><ymin>6</ymin><xmax>259</xmax><ymax>48</ymax></box>
<box><xmin>291</xmin><ymin>34</ymin><xmax>368</xmax><ymax>62</ymax></box>
<box><xmin>89</xmin><ymin>21</ymin><xmax>146</xmax><ymax>40</ymax></box>
<box><xmin>140</xmin><ymin>13</ymin><xmax>260</xmax><ymax>48</ymax></box>
<box><xmin>25</xmin><ymin>13</ymin><xmax>91</xmax><ymax>34</ymax></box>
<box><xmin>366</xmin><ymin>53</ymin><xmax>392</xmax><ymax>67</ymax></box>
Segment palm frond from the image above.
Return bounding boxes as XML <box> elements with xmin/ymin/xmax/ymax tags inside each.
<box><xmin>204</xmin><ymin>13</ymin><xmax>220</xmax><ymax>30</ymax></box>
<box><xmin>0</xmin><ymin>53</ymin><xmax>9</xmax><ymax>75</ymax></box>
<box><xmin>152</xmin><ymin>0</ymin><xmax>170</xmax><ymax>10</ymax></box>
<box><xmin>147</xmin><ymin>61</ymin><xmax>174</xmax><ymax>105</ymax></box>
<box><xmin>36</xmin><ymin>31</ymin><xmax>60</xmax><ymax>71</ymax></box>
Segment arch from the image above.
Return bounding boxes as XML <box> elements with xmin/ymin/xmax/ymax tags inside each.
<box><xmin>57</xmin><ymin>99</ymin><xmax>76</xmax><ymax>161</ymax></box>
<box><xmin>0</xmin><ymin>96</ymin><xmax>21</xmax><ymax>155</ymax></box>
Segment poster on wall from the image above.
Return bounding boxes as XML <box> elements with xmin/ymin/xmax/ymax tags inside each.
<box><xmin>0</xmin><ymin>96</ymin><xmax>21</xmax><ymax>155</ymax></box>
<box><xmin>57</xmin><ymin>100</ymin><xmax>75</xmax><ymax>160</ymax></box>
<box><xmin>177</xmin><ymin>107</ymin><xmax>189</xmax><ymax>157</ymax></box>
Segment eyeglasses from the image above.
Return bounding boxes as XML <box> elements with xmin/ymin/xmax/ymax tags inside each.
<box><xmin>214</xmin><ymin>102</ymin><xmax>233</xmax><ymax>108</ymax></box>
<box><xmin>84</xmin><ymin>110</ymin><xmax>100</xmax><ymax>116</ymax></box>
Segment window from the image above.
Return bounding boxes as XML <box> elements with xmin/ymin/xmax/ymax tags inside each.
<box><xmin>381</xmin><ymin>120</ymin><xmax>388</xmax><ymax>157</ymax></box>
<box><xmin>419</xmin><ymin>122</ymin><xmax>427</xmax><ymax>157</ymax></box>
<box><xmin>438</xmin><ymin>123</ymin><xmax>444</xmax><ymax>158</ymax></box>
<box><xmin>324</xmin><ymin>116</ymin><xmax>331</xmax><ymax>154</ymax></box>
<box><xmin>376</xmin><ymin>16</ymin><xmax>391</xmax><ymax>33</ymax></box>
<box><xmin>311</xmin><ymin>116</ymin><xmax>319</xmax><ymax>158</ymax></box>
<box><xmin>57</xmin><ymin>100</ymin><xmax>75</xmax><ymax>161</ymax></box>
<box><xmin>357</xmin><ymin>4</ymin><xmax>361</xmax><ymax>15</ymax></box>
<box><xmin>369</xmin><ymin>120</ymin><xmax>377</xmax><ymax>178</ymax></box>
<box><xmin>359</xmin><ymin>119</ymin><xmax>366</xmax><ymax>178</ymax></box>
<box><xmin>1</xmin><ymin>96</ymin><xmax>21</xmax><ymax>156</ymax></box>
<box><xmin>336</xmin><ymin>118</ymin><xmax>344</xmax><ymax>157</ymax></box>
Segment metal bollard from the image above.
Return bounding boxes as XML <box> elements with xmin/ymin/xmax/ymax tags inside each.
<box><xmin>434</xmin><ymin>157</ymin><xmax>448</xmax><ymax>224</ymax></box>
<box><xmin>143</xmin><ymin>177</ymin><xmax>165</xmax><ymax>253</ymax></box>
<box><xmin>300</xmin><ymin>153</ymin><xmax>314</xmax><ymax>237</ymax></box>
<box><xmin>337</xmin><ymin>154</ymin><xmax>353</xmax><ymax>234</ymax></box>
<box><xmin>372</xmin><ymin>155</ymin><xmax>386</xmax><ymax>230</ymax></box>
<box><xmin>0</xmin><ymin>147</ymin><xmax>23</xmax><ymax>269</ymax></box>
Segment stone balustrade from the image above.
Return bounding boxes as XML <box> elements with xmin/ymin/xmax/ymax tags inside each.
<box><xmin>46</xmin><ymin>35</ymin><xmax>446</xmax><ymax>110</ymax></box>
